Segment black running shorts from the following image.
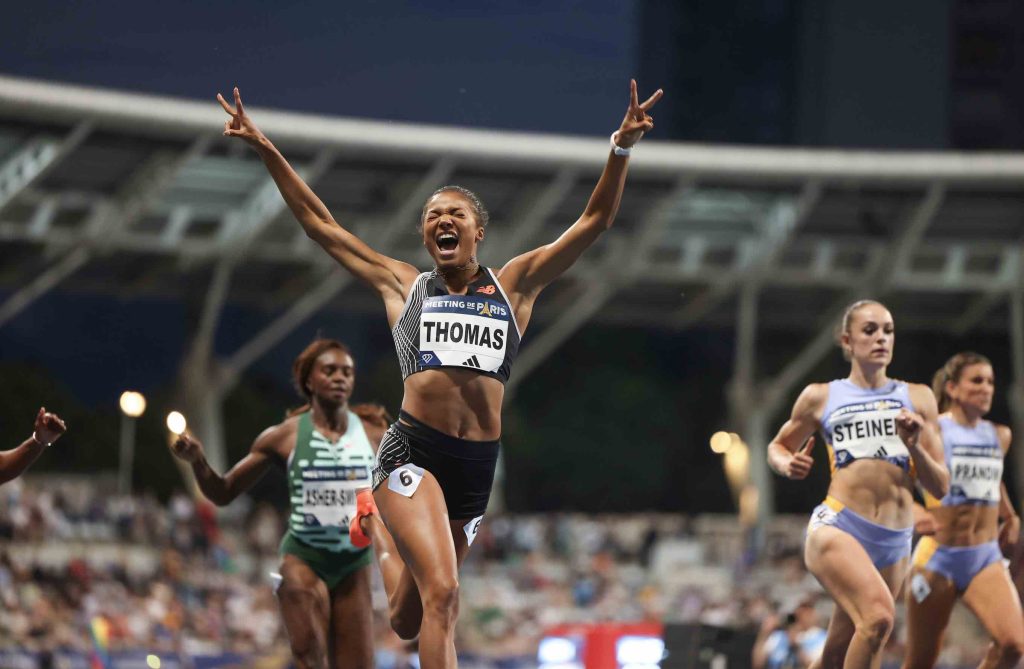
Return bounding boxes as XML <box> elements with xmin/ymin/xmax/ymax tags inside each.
<box><xmin>372</xmin><ymin>410</ymin><xmax>499</xmax><ymax>520</ymax></box>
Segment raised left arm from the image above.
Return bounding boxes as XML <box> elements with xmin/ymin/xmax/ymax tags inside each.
<box><xmin>900</xmin><ymin>384</ymin><xmax>949</xmax><ymax>499</ymax></box>
<box><xmin>499</xmin><ymin>80</ymin><xmax>662</xmax><ymax>297</ymax></box>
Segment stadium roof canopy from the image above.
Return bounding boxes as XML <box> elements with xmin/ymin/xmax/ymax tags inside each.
<box><xmin>2</xmin><ymin>74</ymin><xmax>1023</xmax><ymax>508</ymax></box>
<box><xmin>4</xmin><ymin>75</ymin><xmax>1024</xmax><ymax>347</ymax></box>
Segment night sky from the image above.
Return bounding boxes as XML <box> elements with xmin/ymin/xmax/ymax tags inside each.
<box><xmin>0</xmin><ymin>0</ymin><xmax>638</xmax><ymax>135</ymax></box>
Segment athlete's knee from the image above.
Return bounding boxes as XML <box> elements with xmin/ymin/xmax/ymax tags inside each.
<box><xmin>856</xmin><ymin>605</ymin><xmax>895</xmax><ymax>652</ymax></box>
<box><xmin>389</xmin><ymin>604</ymin><xmax>421</xmax><ymax>640</ymax></box>
<box><xmin>420</xmin><ymin>574</ymin><xmax>460</xmax><ymax>625</ymax></box>
<box><xmin>288</xmin><ymin>634</ymin><xmax>327</xmax><ymax>669</ymax></box>
<box><xmin>278</xmin><ymin>581</ymin><xmax>318</xmax><ymax>607</ymax></box>
<box><xmin>992</xmin><ymin>635</ymin><xmax>1024</xmax><ymax>667</ymax></box>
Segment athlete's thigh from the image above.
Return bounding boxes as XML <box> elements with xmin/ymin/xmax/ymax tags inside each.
<box><xmin>374</xmin><ymin>468</ymin><xmax>458</xmax><ymax>587</ymax></box>
<box><xmin>805</xmin><ymin>526</ymin><xmax>895</xmax><ymax>625</ymax></box>
<box><xmin>962</xmin><ymin>561</ymin><xmax>1024</xmax><ymax>645</ymax></box>
<box><xmin>902</xmin><ymin>566</ymin><xmax>957</xmax><ymax>669</ymax></box>
<box><xmin>277</xmin><ymin>554</ymin><xmax>331</xmax><ymax>651</ymax></box>
<box><xmin>878</xmin><ymin>556</ymin><xmax>910</xmax><ymax>597</ymax></box>
<box><xmin>329</xmin><ymin>564</ymin><xmax>374</xmax><ymax>669</ymax></box>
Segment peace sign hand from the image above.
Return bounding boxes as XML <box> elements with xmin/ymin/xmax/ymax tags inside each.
<box><xmin>613</xmin><ymin>79</ymin><xmax>663</xmax><ymax>149</ymax></box>
<box><xmin>217</xmin><ymin>87</ymin><xmax>267</xmax><ymax>148</ymax></box>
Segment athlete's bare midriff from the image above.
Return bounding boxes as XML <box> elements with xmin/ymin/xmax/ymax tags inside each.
<box><xmin>829</xmin><ymin>459</ymin><xmax>915</xmax><ymax>529</ymax></box>
<box><xmin>930</xmin><ymin>504</ymin><xmax>1000</xmax><ymax>546</ymax></box>
<box><xmin>401</xmin><ymin>369</ymin><xmax>504</xmax><ymax>441</ymax></box>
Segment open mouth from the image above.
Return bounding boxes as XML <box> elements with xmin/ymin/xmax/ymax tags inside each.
<box><xmin>436</xmin><ymin>232</ymin><xmax>459</xmax><ymax>257</ymax></box>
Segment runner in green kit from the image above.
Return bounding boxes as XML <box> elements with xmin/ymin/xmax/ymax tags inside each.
<box><xmin>170</xmin><ymin>338</ymin><xmax>389</xmax><ymax>669</ymax></box>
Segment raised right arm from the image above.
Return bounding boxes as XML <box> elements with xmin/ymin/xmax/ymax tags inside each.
<box><xmin>767</xmin><ymin>383</ymin><xmax>828</xmax><ymax>479</ymax></box>
<box><xmin>170</xmin><ymin>425</ymin><xmax>283</xmax><ymax>506</ymax></box>
<box><xmin>0</xmin><ymin>408</ymin><xmax>66</xmax><ymax>485</ymax></box>
<box><xmin>217</xmin><ymin>88</ymin><xmax>419</xmax><ymax>303</ymax></box>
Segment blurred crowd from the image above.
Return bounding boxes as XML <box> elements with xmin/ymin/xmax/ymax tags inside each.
<box><xmin>0</xmin><ymin>475</ymin><xmax>1012</xmax><ymax>668</ymax></box>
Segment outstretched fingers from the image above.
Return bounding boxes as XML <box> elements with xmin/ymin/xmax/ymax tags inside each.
<box><xmin>233</xmin><ymin>87</ymin><xmax>245</xmax><ymax>115</ymax></box>
<box><xmin>216</xmin><ymin>92</ymin><xmax>235</xmax><ymax>116</ymax></box>
<box><xmin>639</xmin><ymin>87</ymin><xmax>663</xmax><ymax>112</ymax></box>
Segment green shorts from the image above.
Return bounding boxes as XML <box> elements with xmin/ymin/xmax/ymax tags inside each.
<box><xmin>279</xmin><ymin>532</ymin><xmax>372</xmax><ymax>590</ymax></box>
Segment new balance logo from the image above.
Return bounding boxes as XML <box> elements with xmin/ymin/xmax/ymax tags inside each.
<box><xmin>462</xmin><ymin>355</ymin><xmax>481</xmax><ymax>368</ymax></box>
<box><xmin>476</xmin><ymin>285</ymin><xmax>496</xmax><ymax>295</ymax></box>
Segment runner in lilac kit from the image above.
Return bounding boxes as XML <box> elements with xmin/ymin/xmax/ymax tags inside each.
<box><xmin>766</xmin><ymin>300</ymin><xmax>949</xmax><ymax>669</ymax></box>
<box><xmin>903</xmin><ymin>352</ymin><xmax>1024</xmax><ymax>669</ymax></box>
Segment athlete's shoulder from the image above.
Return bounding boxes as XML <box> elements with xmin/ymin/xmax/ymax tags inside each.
<box><xmin>994</xmin><ymin>422</ymin><xmax>1012</xmax><ymax>450</ymax></box>
<box><xmin>904</xmin><ymin>381</ymin><xmax>938</xmax><ymax>413</ymax></box>
<box><xmin>797</xmin><ymin>382</ymin><xmax>831</xmax><ymax>405</ymax></box>
<box><xmin>793</xmin><ymin>382</ymin><xmax>829</xmax><ymax>418</ymax></box>
<box><xmin>253</xmin><ymin>416</ymin><xmax>300</xmax><ymax>456</ymax></box>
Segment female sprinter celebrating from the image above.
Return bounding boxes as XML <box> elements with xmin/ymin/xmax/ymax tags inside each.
<box><xmin>767</xmin><ymin>300</ymin><xmax>949</xmax><ymax>669</ymax></box>
<box><xmin>170</xmin><ymin>339</ymin><xmax>387</xmax><ymax>669</ymax></box>
<box><xmin>216</xmin><ymin>80</ymin><xmax>662</xmax><ymax>669</ymax></box>
<box><xmin>903</xmin><ymin>352</ymin><xmax>1024</xmax><ymax>669</ymax></box>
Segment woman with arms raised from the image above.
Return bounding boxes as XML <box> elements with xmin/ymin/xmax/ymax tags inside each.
<box><xmin>216</xmin><ymin>81</ymin><xmax>662</xmax><ymax>669</ymax></box>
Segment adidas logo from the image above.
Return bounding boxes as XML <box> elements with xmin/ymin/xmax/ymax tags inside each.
<box><xmin>874</xmin><ymin>446</ymin><xmax>889</xmax><ymax>458</ymax></box>
<box><xmin>461</xmin><ymin>355</ymin><xmax>481</xmax><ymax>368</ymax></box>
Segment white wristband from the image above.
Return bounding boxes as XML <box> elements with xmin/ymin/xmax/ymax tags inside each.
<box><xmin>32</xmin><ymin>431</ymin><xmax>52</xmax><ymax>448</ymax></box>
<box><xmin>610</xmin><ymin>132</ymin><xmax>632</xmax><ymax>156</ymax></box>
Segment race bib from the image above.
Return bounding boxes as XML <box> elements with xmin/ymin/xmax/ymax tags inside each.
<box><xmin>911</xmin><ymin>573</ymin><xmax>931</xmax><ymax>603</ymax></box>
<box><xmin>388</xmin><ymin>464</ymin><xmax>425</xmax><ymax>498</ymax></box>
<box><xmin>828</xmin><ymin>401</ymin><xmax>910</xmax><ymax>466</ymax></box>
<box><xmin>300</xmin><ymin>466</ymin><xmax>367</xmax><ymax>527</ymax></box>
<box><xmin>419</xmin><ymin>296</ymin><xmax>510</xmax><ymax>372</ymax></box>
<box><xmin>464</xmin><ymin>515</ymin><xmax>484</xmax><ymax>546</ymax></box>
<box><xmin>949</xmin><ymin>445</ymin><xmax>1003</xmax><ymax>503</ymax></box>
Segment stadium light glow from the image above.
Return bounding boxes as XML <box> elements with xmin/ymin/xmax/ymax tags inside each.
<box><xmin>709</xmin><ymin>431</ymin><xmax>731</xmax><ymax>454</ymax></box>
<box><xmin>119</xmin><ymin>391</ymin><xmax>146</xmax><ymax>418</ymax></box>
<box><xmin>166</xmin><ymin>411</ymin><xmax>187</xmax><ymax>436</ymax></box>
<box><xmin>723</xmin><ymin>439</ymin><xmax>750</xmax><ymax>484</ymax></box>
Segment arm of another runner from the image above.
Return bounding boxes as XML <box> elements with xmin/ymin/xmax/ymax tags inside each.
<box><xmin>0</xmin><ymin>408</ymin><xmax>66</xmax><ymax>485</ymax></box>
<box><xmin>217</xmin><ymin>88</ymin><xmax>419</xmax><ymax>306</ymax></box>
<box><xmin>900</xmin><ymin>384</ymin><xmax>950</xmax><ymax>500</ymax></box>
<box><xmin>498</xmin><ymin>81</ymin><xmax>663</xmax><ymax>300</ymax></box>
<box><xmin>767</xmin><ymin>384</ymin><xmax>827</xmax><ymax>480</ymax></box>
<box><xmin>169</xmin><ymin>424</ymin><xmax>284</xmax><ymax>506</ymax></box>
<box><xmin>997</xmin><ymin>424</ymin><xmax>1020</xmax><ymax>550</ymax></box>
